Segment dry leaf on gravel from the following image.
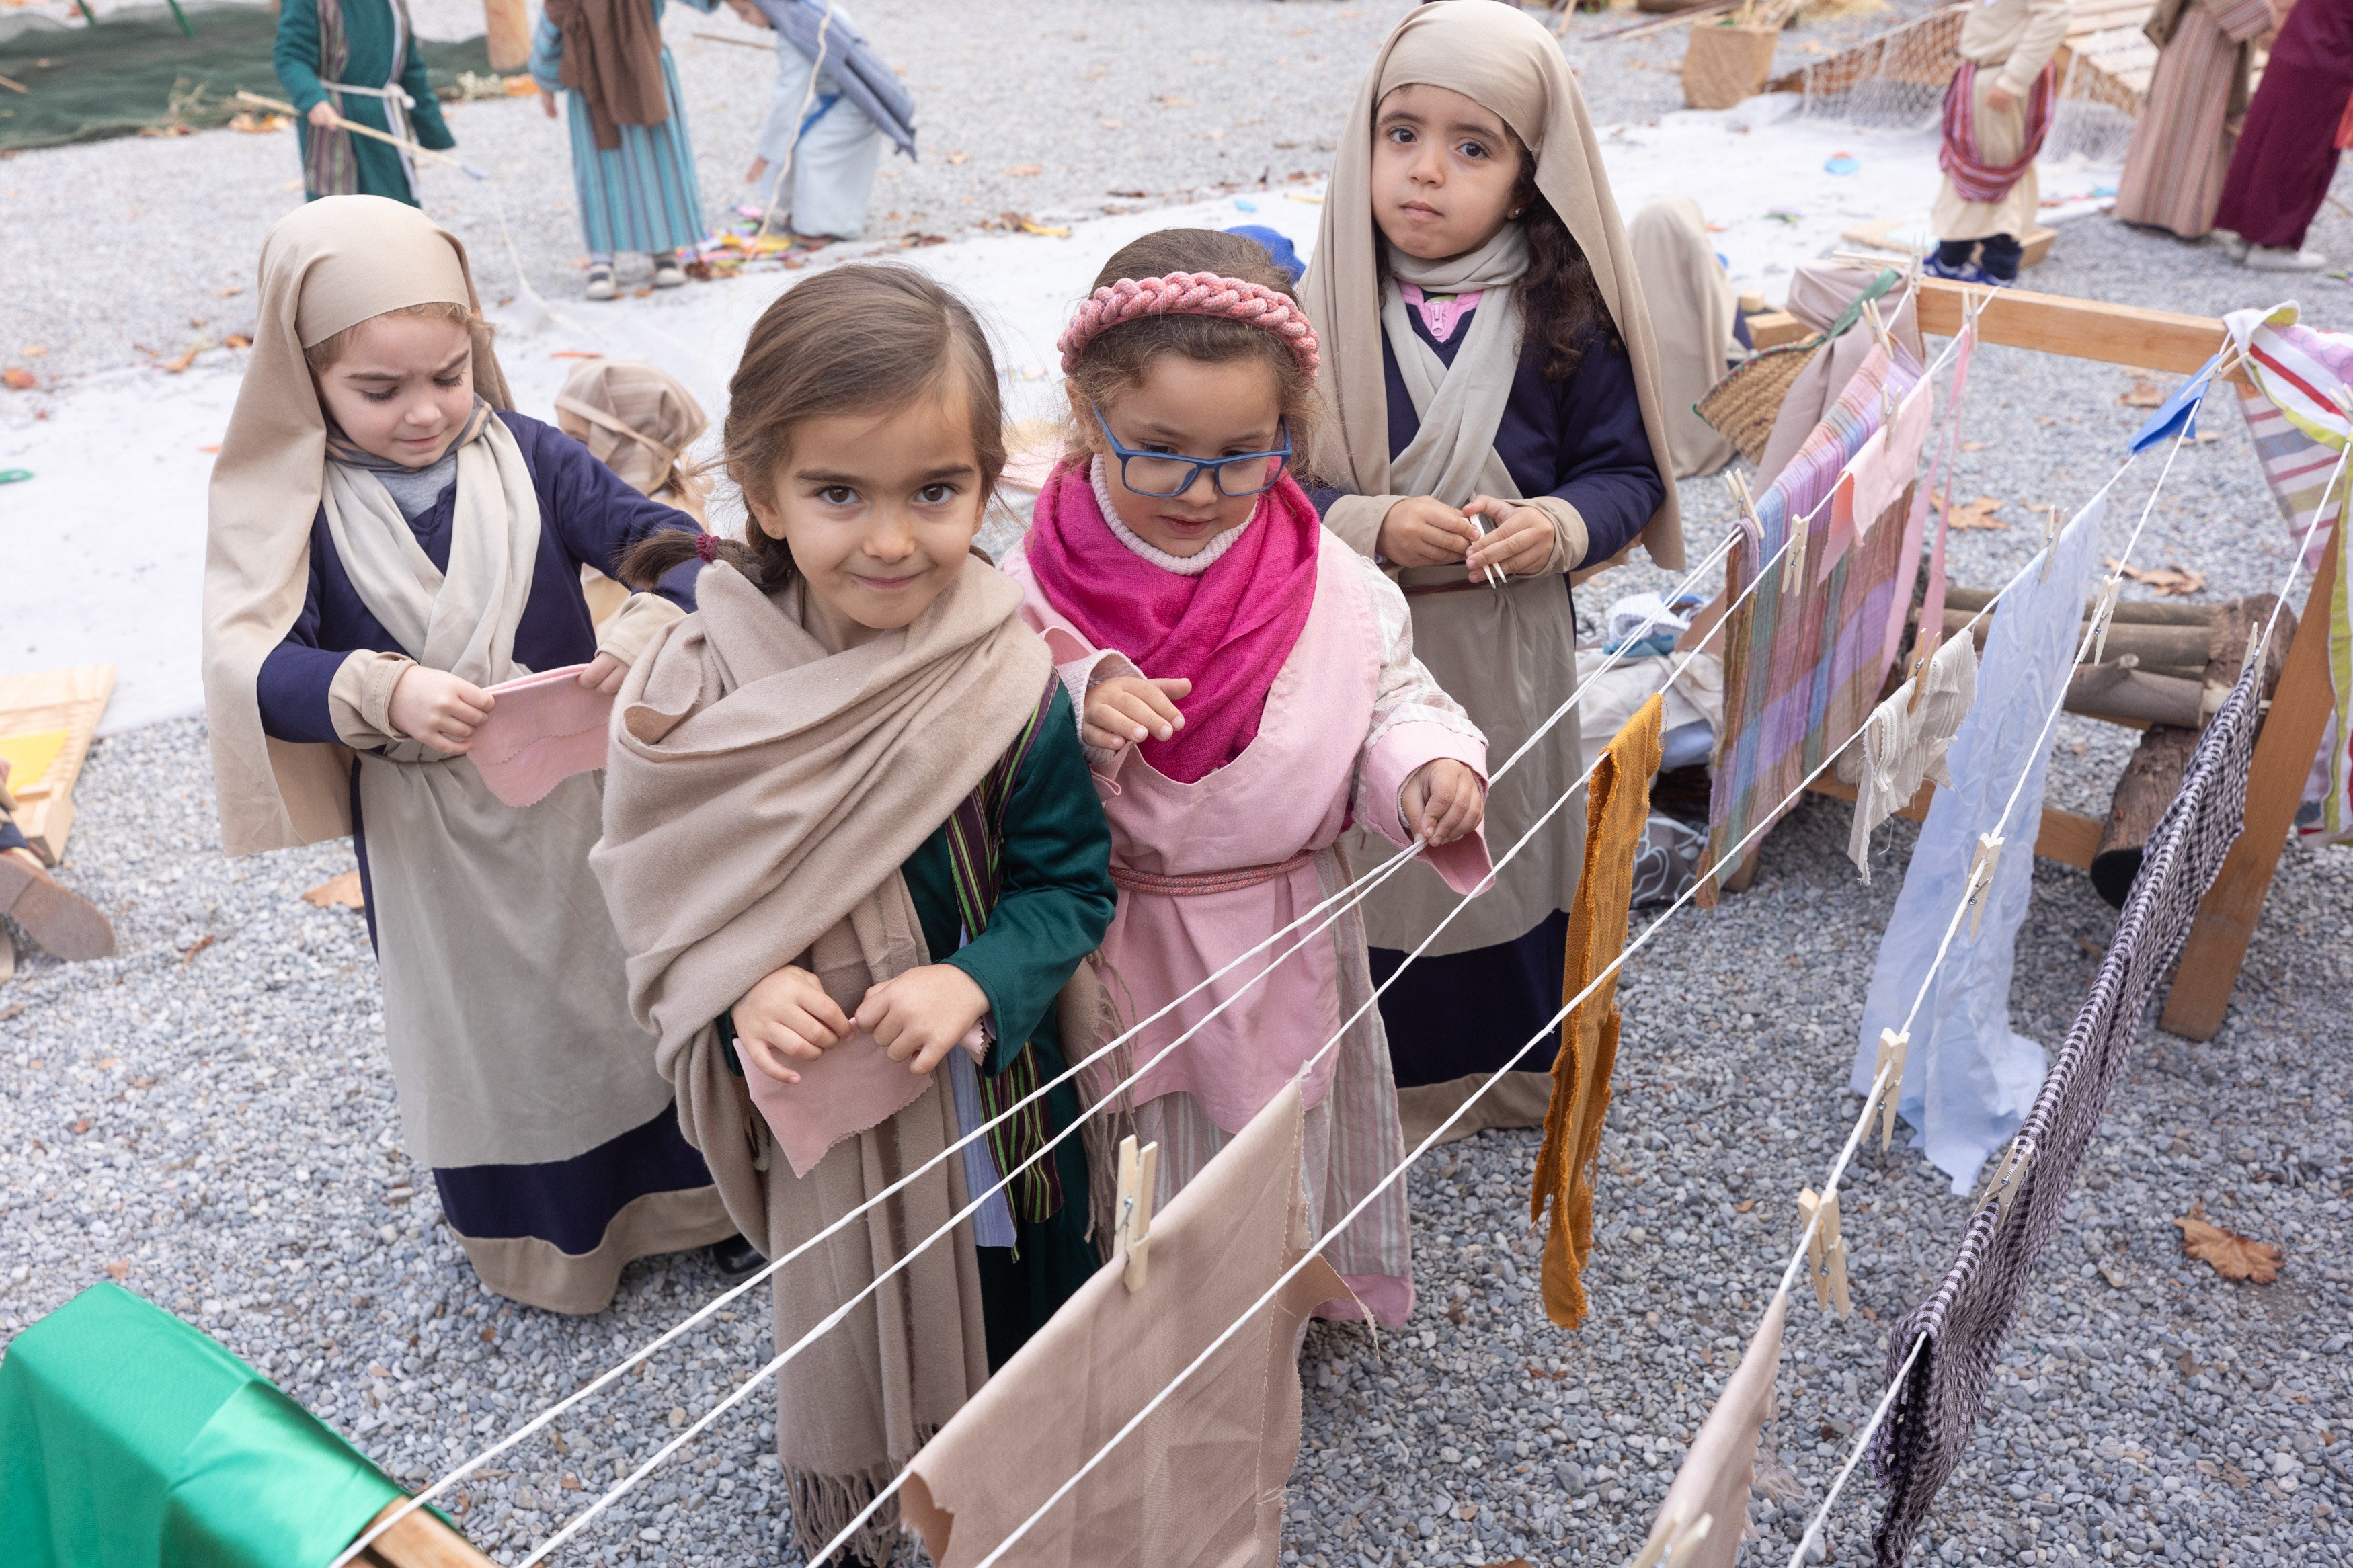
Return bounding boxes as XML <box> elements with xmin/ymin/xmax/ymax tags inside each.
<box><xmin>1006</xmin><ymin>163</ymin><xmax>1041</xmax><ymax>177</ymax></box>
<box><xmin>2107</xmin><ymin>559</ymin><xmax>2206</xmax><ymax>596</ymax></box>
<box><xmin>2175</xmin><ymin>1202</ymin><xmax>2282</xmax><ymax>1284</ymax></box>
<box><xmin>1948</xmin><ymin>495</ymin><xmax>2007</xmax><ymax>530</ymax></box>
<box><xmin>2</xmin><ymin>368</ymin><xmax>35</xmax><ymax>390</ymax></box>
<box><xmin>2120</xmin><ymin>376</ymin><xmax>2169</xmax><ymax>408</ymax></box>
<box><xmin>302</xmin><ymin>871</ymin><xmax>366</xmax><ymax>911</ymax></box>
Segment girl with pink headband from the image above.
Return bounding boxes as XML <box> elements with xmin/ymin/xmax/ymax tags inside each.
<box><xmin>1001</xmin><ymin>226</ymin><xmax>1497</xmax><ymax>1327</ymax></box>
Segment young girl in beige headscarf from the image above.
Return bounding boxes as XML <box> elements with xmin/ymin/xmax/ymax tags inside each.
<box><xmin>1300</xmin><ymin>0</ymin><xmax>1683</xmax><ymax>1145</ymax></box>
<box><xmin>201</xmin><ymin>195</ymin><xmax>737</xmax><ymax>1315</ymax></box>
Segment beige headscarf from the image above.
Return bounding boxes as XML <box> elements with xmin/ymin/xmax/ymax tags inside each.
<box><xmin>1302</xmin><ymin>0</ymin><xmax>1684</xmax><ymax>572</ymax></box>
<box><xmin>553</xmin><ymin>358</ymin><xmax>707</xmax><ymax>501</ymax></box>
<box><xmin>1627</xmin><ymin>197</ymin><xmax>1740</xmax><ymax>480</ymax></box>
<box><xmin>202</xmin><ymin>195</ymin><xmax>514</xmax><ymax>856</ymax></box>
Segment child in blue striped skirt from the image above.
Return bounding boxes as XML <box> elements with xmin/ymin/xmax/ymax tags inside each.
<box><xmin>532</xmin><ymin>0</ymin><xmax>715</xmax><ymax>300</ymax></box>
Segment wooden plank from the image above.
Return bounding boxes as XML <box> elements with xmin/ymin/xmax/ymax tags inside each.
<box><xmin>1914</xmin><ymin>278</ymin><xmax>2229</xmax><ymax>375</ymax></box>
<box><xmin>1749</xmin><ymin>308</ymin><xmax>1806</xmax><ymax>350</ymax></box>
<box><xmin>2158</xmin><ymin>525</ymin><xmax>2341</xmax><ymax>1040</ymax></box>
<box><xmin>1804</xmin><ymin>776</ymin><xmax>2102</xmax><ymax>868</ymax></box>
<box><xmin>0</xmin><ymin>663</ymin><xmax>116</xmax><ymax>866</ymax></box>
<box><xmin>354</xmin><ymin>1499</ymin><xmax>500</xmax><ymax>1568</ymax></box>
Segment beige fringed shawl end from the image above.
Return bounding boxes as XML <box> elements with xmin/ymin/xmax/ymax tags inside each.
<box><xmin>901</xmin><ymin>1077</ymin><xmax>1341</xmax><ymax>1568</ymax></box>
<box><xmin>1630</xmin><ymin>1290</ymin><xmax>1788</xmax><ymax>1568</ymax></box>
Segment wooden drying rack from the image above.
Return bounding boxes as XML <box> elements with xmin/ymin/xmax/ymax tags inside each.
<box><xmin>1714</xmin><ymin>278</ymin><xmax>2336</xmax><ymax>1042</ymax></box>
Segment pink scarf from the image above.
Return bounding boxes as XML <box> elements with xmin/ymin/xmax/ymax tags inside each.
<box><xmin>1023</xmin><ymin>461</ymin><xmax>1320</xmax><ymax>783</ymax></box>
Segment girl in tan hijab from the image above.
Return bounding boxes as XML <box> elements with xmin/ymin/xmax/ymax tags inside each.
<box><xmin>554</xmin><ymin>357</ymin><xmax>713</xmax><ymax>624</ymax></box>
<box><xmin>202</xmin><ymin>195</ymin><xmax>735</xmax><ymax>1315</ymax></box>
<box><xmin>1300</xmin><ymin>0</ymin><xmax>1682</xmax><ymax>1144</ymax></box>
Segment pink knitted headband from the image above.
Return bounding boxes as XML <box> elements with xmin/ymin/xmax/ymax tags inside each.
<box><xmin>1056</xmin><ymin>271</ymin><xmax>1321</xmax><ymax>376</ymax></box>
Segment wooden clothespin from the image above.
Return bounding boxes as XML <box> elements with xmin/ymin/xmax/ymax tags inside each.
<box><xmin>1798</xmin><ymin>1188</ymin><xmax>1851</xmax><ymax>1316</ymax></box>
<box><xmin>1982</xmin><ymin>1136</ymin><xmax>2035</xmax><ymax>1221</ymax></box>
<box><xmin>2087</xmin><ymin>573</ymin><xmax>2124</xmax><ymax>664</ymax></box>
<box><xmin>1115</xmin><ymin>1134</ymin><xmax>1160</xmax><ymax>1291</ymax></box>
<box><xmin>2241</xmin><ymin>620</ymin><xmax>2270</xmax><ymax>689</ymax></box>
<box><xmin>2038</xmin><ymin>502</ymin><xmax>2063</xmax><ymax>581</ymax></box>
<box><xmin>1625</xmin><ymin>1504</ymin><xmax>1714</xmax><ymax>1568</ymax></box>
<box><xmin>1964</xmin><ymin>832</ymin><xmax>2003</xmax><ymax>940</ymax></box>
<box><xmin>1905</xmin><ymin>628</ymin><xmax>1940</xmax><ymax>715</ymax></box>
<box><xmin>1872</xmin><ymin>1028</ymin><xmax>1910</xmax><ymax>1150</ymax></box>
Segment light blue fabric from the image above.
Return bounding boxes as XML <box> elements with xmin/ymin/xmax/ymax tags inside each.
<box><xmin>530</xmin><ymin>0</ymin><xmax>713</xmax><ymax>257</ymax></box>
<box><xmin>2128</xmin><ymin>351</ymin><xmax>2223</xmax><ymax>452</ymax></box>
<box><xmin>1851</xmin><ymin>491</ymin><xmax>2109</xmax><ymax>1192</ymax></box>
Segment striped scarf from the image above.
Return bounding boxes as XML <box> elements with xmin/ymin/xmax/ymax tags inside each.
<box><xmin>1937</xmin><ymin>60</ymin><xmax>2056</xmax><ymax>205</ymax></box>
<box><xmin>941</xmin><ymin>679</ymin><xmax>1065</xmax><ymax>1226</ymax></box>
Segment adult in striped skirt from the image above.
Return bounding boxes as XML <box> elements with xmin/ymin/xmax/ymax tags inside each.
<box><xmin>1925</xmin><ymin>0</ymin><xmax>2071</xmax><ymax>286</ymax></box>
<box><xmin>2113</xmin><ymin>0</ymin><xmax>2281</xmax><ymax>241</ymax></box>
<box><xmin>274</xmin><ymin>0</ymin><xmax>455</xmax><ymax>206</ymax></box>
<box><xmin>531</xmin><ymin>0</ymin><xmax>714</xmax><ymax>300</ymax></box>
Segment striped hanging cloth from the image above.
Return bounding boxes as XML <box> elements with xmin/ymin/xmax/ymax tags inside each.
<box><xmin>940</xmin><ymin>679</ymin><xmax>1066</xmax><ymax>1226</ymax></box>
<box><xmin>1937</xmin><ymin>60</ymin><xmax>2057</xmax><ymax>205</ymax></box>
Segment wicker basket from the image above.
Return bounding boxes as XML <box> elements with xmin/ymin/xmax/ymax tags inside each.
<box><xmin>1681</xmin><ymin>22</ymin><xmax>1781</xmax><ymax>110</ymax></box>
<box><xmin>1696</xmin><ymin>340</ymin><xmax>1818</xmax><ymax>466</ymax></box>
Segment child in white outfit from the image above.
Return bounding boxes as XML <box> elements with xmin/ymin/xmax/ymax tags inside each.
<box><xmin>724</xmin><ymin>0</ymin><xmax>886</xmax><ymax>241</ymax></box>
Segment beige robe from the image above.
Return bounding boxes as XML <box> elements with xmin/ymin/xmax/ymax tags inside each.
<box><xmin>1933</xmin><ymin>0</ymin><xmax>2074</xmax><ymax>242</ymax></box>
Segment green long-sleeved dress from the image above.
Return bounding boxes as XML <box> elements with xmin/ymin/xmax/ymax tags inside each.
<box><xmin>274</xmin><ymin>0</ymin><xmax>454</xmax><ymax>205</ymax></box>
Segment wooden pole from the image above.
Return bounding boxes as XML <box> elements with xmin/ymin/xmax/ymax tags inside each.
<box><xmin>482</xmin><ymin>0</ymin><xmax>530</xmax><ymax>72</ymax></box>
<box><xmin>1913</xmin><ymin>278</ymin><xmax>2229</xmax><ymax>376</ymax></box>
<box><xmin>2157</xmin><ymin>523</ymin><xmax>2340</xmax><ymax>1040</ymax></box>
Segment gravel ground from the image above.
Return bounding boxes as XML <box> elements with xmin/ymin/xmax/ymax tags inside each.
<box><xmin>7</xmin><ymin>2</ymin><xmax>2353</xmax><ymax>1565</ymax></box>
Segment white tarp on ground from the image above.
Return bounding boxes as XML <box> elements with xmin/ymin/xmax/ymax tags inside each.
<box><xmin>0</xmin><ymin>103</ymin><xmax>2120</xmax><ymax>734</ymax></box>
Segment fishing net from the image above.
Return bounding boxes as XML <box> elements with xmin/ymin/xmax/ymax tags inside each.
<box><xmin>1773</xmin><ymin>0</ymin><xmax>2155</xmax><ymax>167</ymax></box>
<box><xmin>0</xmin><ymin>3</ymin><xmax>491</xmax><ymax>151</ymax></box>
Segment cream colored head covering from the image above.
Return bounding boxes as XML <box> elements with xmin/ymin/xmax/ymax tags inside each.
<box><xmin>553</xmin><ymin>359</ymin><xmax>707</xmax><ymax>497</ymax></box>
<box><xmin>1626</xmin><ymin>196</ymin><xmax>1739</xmax><ymax>479</ymax></box>
<box><xmin>1302</xmin><ymin>0</ymin><xmax>1684</xmax><ymax>571</ymax></box>
<box><xmin>202</xmin><ymin>195</ymin><xmax>514</xmax><ymax>856</ymax></box>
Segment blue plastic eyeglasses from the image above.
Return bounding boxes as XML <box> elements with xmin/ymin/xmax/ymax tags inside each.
<box><xmin>1094</xmin><ymin>410</ymin><xmax>1292</xmax><ymax>499</ymax></box>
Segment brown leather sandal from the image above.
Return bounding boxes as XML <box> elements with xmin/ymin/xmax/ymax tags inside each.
<box><xmin>0</xmin><ymin>849</ymin><xmax>115</xmax><ymax>961</ymax></box>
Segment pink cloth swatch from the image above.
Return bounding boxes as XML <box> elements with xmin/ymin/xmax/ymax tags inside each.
<box><xmin>743</xmin><ymin>1026</ymin><xmax>941</xmax><ymax>1180</ymax></box>
<box><xmin>468</xmin><ymin>665</ymin><xmax>615</xmax><ymax>808</ymax></box>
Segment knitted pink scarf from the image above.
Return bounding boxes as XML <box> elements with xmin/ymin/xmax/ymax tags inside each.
<box><xmin>1023</xmin><ymin>460</ymin><xmax>1320</xmax><ymax>783</ymax></box>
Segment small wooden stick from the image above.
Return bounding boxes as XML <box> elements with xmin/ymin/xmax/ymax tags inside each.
<box><xmin>0</xmin><ymin>73</ymin><xmax>27</xmax><ymax>94</ymax></box>
<box><xmin>234</xmin><ymin>90</ymin><xmax>487</xmax><ymax>179</ymax></box>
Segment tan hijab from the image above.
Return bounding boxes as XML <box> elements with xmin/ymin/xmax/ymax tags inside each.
<box><xmin>203</xmin><ymin>196</ymin><xmax>514</xmax><ymax>858</ymax></box>
<box><xmin>1627</xmin><ymin>197</ymin><xmax>1739</xmax><ymax>480</ymax></box>
<box><xmin>1302</xmin><ymin>0</ymin><xmax>1683</xmax><ymax>571</ymax></box>
<box><xmin>553</xmin><ymin>358</ymin><xmax>707</xmax><ymax>500</ymax></box>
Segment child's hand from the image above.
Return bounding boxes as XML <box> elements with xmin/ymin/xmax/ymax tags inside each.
<box><xmin>387</xmin><ymin>667</ymin><xmax>494</xmax><ymax>755</ymax></box>
<box><xmin>745</xmin><ymin>155</ymin><xmax>770</xmax><ymax>185</ymax></box>
<box><xmin>307</xmin><ymin>100</ymin><xmax>341</xmax><ymax>130</ymax></box>
<box><xmin>1083</xmin><ymin>675</ymin><xmax>1192</xmax><ymax>753</ymax></box>
<box><xmin>1985</xmin><ymin>84</ymin><xmax>2019</xmax><ymax>113</ymax></box>
<box><xmin>538</xmin><ymin>89</ymin><xmax>559</xmax><ymax>120</ymax></box>
<box><xmin>1377</xmin><ymin>497</ymin><xmax>1480</xmax><ymax>568</ymax></box>
<box><xmin>1400</xmin><ymin>759</ymin><xmax>1484</xmax><ymax>846</ymax></box>
<box><xmin>577</xmin><ymin>652</ymin><xmax>627</xmax><ymax>694</ymax></box>
<box><xmin>856</xmin><ymin>964</ymin><xmax>990</xmax><ymax>1076</ymax></box>
<box><xmin>1464</xmin><ymin>496</ymin><xmax>1556</xmax><ymax>580</ymax></box>
<box><xmin>731</xmin><ymin>964</ymin><xmax>853</xmax><ymax>1085</ymax></box>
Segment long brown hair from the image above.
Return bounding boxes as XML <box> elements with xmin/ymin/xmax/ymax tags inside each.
<box><xmin>1507</xmin><ymin>136</ymin><xmax>1617</xmax><ymax>383</ymax></box>
<box><xmin>620</xmin><ymin>265</ymin><xmax>1005</xmax><ymax>589</ymax></box>
<box><xmin>1061</xmin><ymin>229</ymin><xmax>1322</xmax><ymax>464</ymax></box>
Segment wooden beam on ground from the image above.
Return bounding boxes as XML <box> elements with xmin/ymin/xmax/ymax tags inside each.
<box><xmin>1913</xmin><ymin>278</ymin><xmax>2229</xmax><ymax>376</ymax></box>
<box><xmin>2159</xmin><ymin>525</ymin><xmax>2342</xmax><ymax>1040</ymax></box>
<box><xmin>353</xmin><ymin>1499</ymin><xmax>500</xmax><ymax>1568</ymax></box>
<box><xmin>1804</xmin><ymin>776</ymin><xmax>2104</xmax><ymax>870</ymax></box>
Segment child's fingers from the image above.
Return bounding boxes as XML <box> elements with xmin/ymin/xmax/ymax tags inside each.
<box><xmin>1134</xmin><ymin>685</ymin><xmax>1187</xmax><ymax>731</ymax></box>
<box><xmin>907</xmin><ymin>1036</ymin><xmax>955</xmax><ymax>1075</ymax></box>
<box><xmin>1148</xmin><ymin>677</ymin><xmax>1195</xmax><ymax>702</ymax></box>
<box><xmin>1106</xmin><ymin>692</ymin><xmax>1174</xmax><ymax>742</ymax></box>
<box><xmin>1080</xmin><ymin>720</ymin><xmax>1131</xmax><ymax>752</ymax></box>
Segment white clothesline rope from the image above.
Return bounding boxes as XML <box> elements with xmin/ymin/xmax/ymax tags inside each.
<box><xmin>330</xmin><ymin>520</ymin><xmax>1748</xmax><ymax>1567</ymax></box>
<box><xmin>522</xmin><ymin>282</ymin><xmax>1983</xmax><ymax>1566</ymax></box>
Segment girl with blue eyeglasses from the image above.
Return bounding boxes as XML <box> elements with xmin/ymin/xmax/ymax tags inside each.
<box><xmin>1000</xmin><ymin>227</ymin><xmax>1493</xmax><ymax>1329</ymax></box>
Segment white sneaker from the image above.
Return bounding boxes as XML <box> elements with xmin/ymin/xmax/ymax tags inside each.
<box><xmin>2243</xmin><ymin>244</ymin><xmax>2328</xmax><ymax>272</ymax></box>
<box><xmin>651</xmin><ymin>254</ymin><xmax>687</xmax><ymax>289</ymax></box>
<box><xmin>584</xmin><ymin>263</ymin><xmax>617</xmax><ymax>302</ymax></box>
<box><xmin>2210</xmin><ymin>230</ymin><xmax>2249</xmax><ymax>262</ymax></box>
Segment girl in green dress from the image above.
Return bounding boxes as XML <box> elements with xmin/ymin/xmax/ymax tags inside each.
<box><xmin>274</xmin><ymin>0</ymin><xmax>455</xmax><ymax>205</ymax></box>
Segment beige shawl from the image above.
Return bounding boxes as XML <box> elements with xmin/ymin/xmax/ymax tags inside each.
<box><xmin>902</xmin><ymin>1077</ymin><xmax>1343</xmax><ymax>1568</ymax></box>
<box><xmin>590</xmin><ymin>556</ymin><xmax>1053</xmax><ymax>1559</ymax></box>
<box><xmin>202</xmin><ymin>194</ymin><xmax>516</xmax><ymax>856</ymax></box>
<box><xmin>1627</xmin><ymin>197</ymin><xmax>1740</xmax><ymax>480</ymax></box>
<box><xmin>1302</xmin><ymin>0</ymin><xmax>1684</xmax><ymax>574</ymax></box>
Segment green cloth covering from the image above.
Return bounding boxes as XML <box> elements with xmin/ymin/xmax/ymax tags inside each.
<box><xmin>0</xmin><ymin>4</ymin><xmax>487</xmax><ymax>153</ymax></box>
<box><xmin>275</xmin><ymin>0</ymin><xmax>454</xmax><ymax>202</ymax></box>
<box><xmin>899</xmin><ymin>684</ymin><xmax>1113</xmax><ymax>1368</ymax></box>
<box><xmin>0</xmin><ymin>1284</ymin><xmax>407</xmax><ymax>1568</ymax></box>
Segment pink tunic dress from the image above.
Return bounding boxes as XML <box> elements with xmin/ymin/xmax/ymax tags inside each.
<box><xmin>1005</xmin><ymin>525</ymin><xmax>1490</xmax><ymax>1325</ymax></box>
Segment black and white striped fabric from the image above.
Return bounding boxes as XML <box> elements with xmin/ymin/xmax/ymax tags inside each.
<box><xmin>1866</xmin><ymin>656</ymin><xmax>2266</xmax><ymax>1565</ymax></box>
